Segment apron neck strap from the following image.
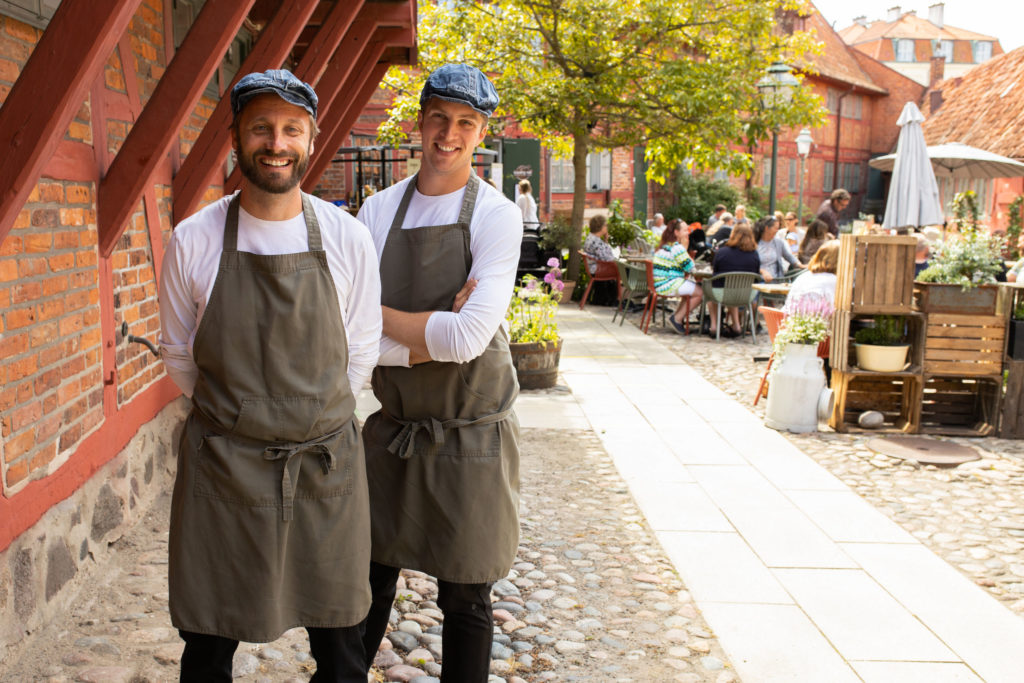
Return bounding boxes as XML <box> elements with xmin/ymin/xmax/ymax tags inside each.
<box><xmin>388</xmin><ymin>172</ymin><xmax>483</xmax><ymax>234</ymax></box>
<box><xmin>223</xmin><ymin>192</ymin><xmax>323</xmax><ymax>252</ymax></box>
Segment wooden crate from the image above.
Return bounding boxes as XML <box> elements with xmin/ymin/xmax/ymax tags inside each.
<box><xmin>1000</xmin><ymin>359</ymin><xmax>1024</xmax><ymax>438</ymax></box>
<box><xmin>914</xmin><ymin>283</ymin><xmax>999</xmax><ymax>315</ymax></box>
<box><xmin>920</xmin><ymin>375</ymin><xmax>1000</xmax><ymax>437</ymax></box>
<box><xmin>829</xmin><ymin>371</ymin><xmax>921</xmax><ymax>433</ymax></box>
<box><xmin>923</xmin><ymin>313</ymin><xmax>1006</xmax><ymax>377</ymax></box>
<box><xmin>835</xmin><ymin>234</ymin><xmax>917</xmax><ymax>313</ymax></box>
<box><xmin>830</xmin><ymin>310</ymin><xmax>925</xmax><ymax>373</ymax></box>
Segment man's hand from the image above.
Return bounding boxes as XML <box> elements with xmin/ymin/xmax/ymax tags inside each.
<box><xmin>453</xmin><ymin>278</ymin><xmax>477</xmax><ymax>313</ymax></box>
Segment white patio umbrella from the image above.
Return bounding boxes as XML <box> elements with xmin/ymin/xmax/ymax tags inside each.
<box><xmin>869</xmin><ymin>141</ymin><xmax>1024</xmax><ymax>180</ymax></box>
<box><xmin>876</xmin><ymin>102</ymin><xmax>944</xmax><ymax>229</ymax></box>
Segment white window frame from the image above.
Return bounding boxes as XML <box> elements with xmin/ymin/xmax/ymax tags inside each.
<box><xmin>587</xmin><ymin>150</ymin><xmax>612</xmax><ymax>191</ymax></box>
<box><xmin>894</xmin><ymin>38</ymin><xmax>915</xmax><ymax>62</ymax></box>
<box><xmin>823</xmin><ymin>161</ymin><xmax>835</xmax><ymax>192</ymax></box>
<box><xmin>934</xmin><ymin>39</ymin><xmax>954</xmax><ymax>62</ymax></box>
<box><xmin>973</xmin><ymin>40</ymin><xmax>992</xmax><ymax>63</ymax></box>
<box><xmin>550</xmin><ymin>156</ymin><xmax>574</xmax><ymax>193</ymax></box>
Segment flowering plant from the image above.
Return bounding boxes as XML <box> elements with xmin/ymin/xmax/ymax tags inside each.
<box><xmin>773</xmin><ymin>293</ymin><xmax>833</xmax><ymax>358</ymax></box>
<box><xmin>916</xmin><ymin>226</ymin><xmax>1005</xmax><ymax>289</ymax></box>
<box><xmin>507</xmin><ymin>258</ymin><xmax>564</xmax><ymax>344</ymax></box>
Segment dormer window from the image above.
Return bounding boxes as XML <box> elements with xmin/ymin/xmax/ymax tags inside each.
<box><xmin>894</xmin><ymin>39</ymin><xmax>915</xmax><ymax>62</ymax></box>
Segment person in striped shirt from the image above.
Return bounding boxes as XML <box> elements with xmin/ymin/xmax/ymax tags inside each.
<box><xmin>653</xmin><ymin>219</ymin><xmax>703</xmax><ymax>335</ymax></box>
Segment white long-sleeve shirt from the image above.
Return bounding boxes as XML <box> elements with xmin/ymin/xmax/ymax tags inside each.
<box><xmin>158</xmin><ymin>192</ymin><xmax>382</xmax><ymax>397</ymax></box>
<box><xmin>357</xmin><ymin>176</ymin><xmax>523</xmax><ymax>366</ymax></box>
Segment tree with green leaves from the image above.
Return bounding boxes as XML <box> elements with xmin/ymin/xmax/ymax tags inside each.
<box><xmin>378</xmin><ymin>0</ymin><xmax>824</xmax><ymax>279</ymax></box>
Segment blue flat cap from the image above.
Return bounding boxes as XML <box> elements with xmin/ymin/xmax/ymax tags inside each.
<box><xmin>231</xmin><ymin>69</ymin><xmax>318</xmax><ymax>119</ymax></box>
<box><xmin>419</xmin><ymin>64</ymin><xmax>499</xmax><ymax>118</ymax></box>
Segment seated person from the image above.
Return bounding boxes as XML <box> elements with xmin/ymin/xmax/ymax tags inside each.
<box><xmin>756</xmin><ymin>215</ymin><xmax>803</xmax><ymax>281</ymax></box>
<box><xmin>914</xmin><ymin>233</ymin><xmax>932</xmax><ymax>278</ymax></box>
<box><xmin>710</xmin><ymin>224</ymin><xmax>760</xmax><ymax>338</ymax></box>
<box><xmin>582</xmin><ymin>214</ymin><xmax>615</xmax><ymax>273</ymax></box>
<box><xmin>786</xmin><ymin>239</ymin><xmax>840</xmax><ymax>307</ymax></box>
<box><xmin>706</xmin><ymin>212</ymin><xmax>734</xmax><ymax>248</ymax></box>
<box><xmin>783</xmin><ymin>212</ymin><xmax>802</xmax><ymax>256</ymax></box>
<box><xmin>687</xmin><ymin>222</ymin><xmax>710</xmax><ymax>261</ymax></box>
<box><xmin>653</xmin><ymin>220</ymin><xmax>703</xmax><ymax>335</ymax></box>
<box><xmin>798</xmin><ymin>218</ymin><xmax>830</xmax><ymax>264</ymax></box>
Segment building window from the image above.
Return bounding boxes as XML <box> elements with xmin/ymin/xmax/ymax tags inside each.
<box><xmin>826</xmin><ymin>88</ymin><xmax>839</xmax><ymax>113</ymax></box>
<box><xmin>894</xmin><ymin>38</ymin><xmax>915</xmax><ymax>62</ymax></box>
<box><xmin>0</xmin><ymin>0</ymin><xmax>61</xmax><ymax>29</ymax></box>
<box><xmin>173</xmin><ymin>0</ymin><xmax>253</xmax><ymax>98</ymax></box>
<box><xmin>788</xmin><ymin>159</ymin><xmax>797</xmax><ymax>192</ymax></box>
<box><xmin>934</xmin><ymin>39</ymin><xmax>954</xmax><ymax>62</ymax></box>
<box><xmin>973</xmin><ymin>40</ymin><xmax>992</xmax><ymax>63</ymax></box>
<box><xmin>550</xmin><ymin>156</ymin><xmax>573</xmax><ymax>193</ymax></box>
<box><xmin>823</xmin><ymin>162</ymin><xmax>835</xmax><ymax>192</ymax></box>
<box><xmin>841</xmin><ymin>94</ymin><xmax>862</xmax><ymax>120</ymax></box>
<box><xmin>841</xmin><ymin>163</ymin><xmax>861</xmax><ymax>192</ymax></box>
<box><xmin>588</xmin><ymin>150</ymin><xmax>612</xmax><ymax>190</ymax></box>
<box><xmin>761</xmin><ymin>158</ymin><xmax>771</xmax><ymax>188</ymax></box>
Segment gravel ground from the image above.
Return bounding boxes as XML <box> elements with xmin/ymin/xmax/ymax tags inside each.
<box><xmin>637</xmin><ymin>308</ymin><xmax>1024</xmax><ymax>619</ymax></box>
<box><xmin>2</xmin><ymin>420</ymin><xmax>737</xmax><ymax>683</ymax></box>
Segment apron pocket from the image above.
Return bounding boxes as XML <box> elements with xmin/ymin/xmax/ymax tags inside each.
<box><xmin>233</xmin><ymin>395</ymin><xmax>324</xmax><ymax>442</ymax></box>
<box><xmin>293</xmin><ymin>420</ymin><xmax>357</xmax><ymax>500</ymax></box>
<box><xmin>194</xmin><ymin>435</ymin><xmax>279</xmax><ymax>507</ymax></box>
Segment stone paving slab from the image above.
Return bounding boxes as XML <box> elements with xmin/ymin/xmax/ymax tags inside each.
<box><xmin>558</xmin><ymin>305</ymin><xmax>1024</xmax><ymax>683</ymax></box>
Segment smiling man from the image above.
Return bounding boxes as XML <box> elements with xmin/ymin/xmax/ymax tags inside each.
<box><xmin>356</xmin><ymin>64</ymin><xmax>523</xmax><ymax>681</ymax></box>
<box><xmin>158</xmin><ymin>69</ymin><xmax>381</xmax><ymax>681</ymax></box>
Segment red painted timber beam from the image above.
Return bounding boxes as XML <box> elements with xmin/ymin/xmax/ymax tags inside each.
<box><xmin>0</xmin><ymin>0</ymin><xmax>142</xmax><ymax>247</ymax></box>
<box><xmin>293</xmin><ymin>0</ymin><xmax>364</xmax><ymax>84</ymax></box>
<box><xmin>171</xmin><ymin>0</ymin><xmax>321</xmax><ymax>225</ymax></box>
<box><xmin>96</xmin><ymin>0</ymin><xmax>256</xmax><ymax>258</ymax></box>
<box><xmin>303</xmin><ymin>52</ymin><xmax>393</xmax><ymax>193</ymax></box>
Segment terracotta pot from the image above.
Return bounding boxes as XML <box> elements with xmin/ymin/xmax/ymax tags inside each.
<box><xmin>509</xmin><ymin>339</ymin><xmax>562</xmax><ymax>389</ymax></box>
<box><xmin>558</xmin><ymin>280</ymin><xmax>576</xmax><ymax>305</ymax></box>
<box><xmin>855</xmin><ymin>343</ymin><xmax>910</xmax><ymax>372</ymax></box>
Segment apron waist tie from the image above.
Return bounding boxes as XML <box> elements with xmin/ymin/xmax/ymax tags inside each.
<box><xmin>384</xmin><ymin>408</ymin><xmax>513</xmax><ymax>459</ymax></box>
<box><xmin>192</xmin><ymin>408</ymin><xmax>345</xmax><ymax>522</ymax></box>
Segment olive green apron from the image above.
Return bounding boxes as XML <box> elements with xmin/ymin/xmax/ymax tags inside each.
<box><xmin>363</xmin><ymin>174</ymin><xmax>520</xmax><ymax>584</ymax></box>
<box><xmin>168</xmin><ymin>194</ymin><xmax>371</xmax><ymax>643</ymax></box>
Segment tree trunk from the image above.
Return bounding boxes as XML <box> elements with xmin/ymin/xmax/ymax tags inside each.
<box><xmin>567</xmin><ymin>130</ymin><xmax>589</xmax><ymax>282</ymax></box>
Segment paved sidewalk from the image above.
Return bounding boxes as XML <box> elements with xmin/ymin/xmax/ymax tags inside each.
<box><xmin>519</xmin><ymin>306</ymin><xmax>1024</xmax><ymax>683</ymax></box>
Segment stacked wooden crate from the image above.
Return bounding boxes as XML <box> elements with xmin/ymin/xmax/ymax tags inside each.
<box><xmin>829</xmin><ymin>235</ymin><xmax>921</xmax><ymax>433</ymax></box>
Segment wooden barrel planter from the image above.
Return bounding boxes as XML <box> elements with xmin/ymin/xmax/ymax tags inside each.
<box><xmin>510</xmin><ymin>339</ymin><xmax>562</xmax><ymax>389</ymax></box>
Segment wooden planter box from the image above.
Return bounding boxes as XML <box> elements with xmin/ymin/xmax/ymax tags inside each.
<box><xmin>835</xmin><ymin>234</ymin><xmax>917</xmax><ymax>313</ymax></box>
<box><xmin>1001</xmin><ymin>359</ymin><xmax>1024</xmax><ymax>438</ymax></box>
<box><xmin>914</xmin><ymin>283</ymin><xmax>999</xmax><ymax>315</ymax></box>
<box><xmin>1008</xmin><ymin>319</ymin><xmax>1024</xmax><ymax>361</ymax></box>
<box><xmin>923</xmin><ymin>313</ymin><xmax>1006</xmax><ymax>377</ymax></box>
<box><xmin>510</xmin><ymin>339</ymin><xmax>562</xmax><ymax>389</ymax></box>
<box><xmin>830</xmin><ymin>310</ymin><xmax>924</xmax><ymax>374</ymax></box>
<box><xmin>920</xmin><ymin>375</ymin><xmax>1000</xmax><ymax>437</ymax></box>
<box><xmin>829</xmin><ymin>370</ymin><xmax>921</xmax><ymax>434</ymax></box>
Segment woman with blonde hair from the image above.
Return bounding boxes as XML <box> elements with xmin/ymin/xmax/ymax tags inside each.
<box><xmin>786</xmin><ymin>239</ymin><xmax>840</xmax><ymax>306</ymax></box>
<box><xmin>516</xmin><ymin>179</ymin><xmax>539</xmax><ymax>227</ymax></box>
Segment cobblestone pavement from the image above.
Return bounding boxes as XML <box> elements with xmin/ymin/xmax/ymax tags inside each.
<box><xmin>638</xmin><ymin>309</ymin><xmax>1024</xmax><ymax>619</ymax></box>
<box><xmin>2</xmin><ymin>424</ymin><xmax>737</xmax><ymax>683</ymax></box>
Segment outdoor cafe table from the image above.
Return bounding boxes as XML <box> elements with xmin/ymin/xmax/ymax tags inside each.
<box><xmin>753</xmin><ymin>281</ymin><xmax>790</xmax><ymax>307</ymax></box>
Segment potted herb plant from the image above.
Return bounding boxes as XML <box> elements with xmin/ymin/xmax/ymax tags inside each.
<box><xmin>854</xmin><ymin>315</ymin><xmax>910</xmax><ymax>372</ymax></box>
<box><xmin>915</xmin><ymin>227</ymin><xmax>1005</xmax><ymax>315</ymax></box>
<box><xmin>506</xmin><ymin>258</ymin><xmax>564</xmax><ymax>389</ymax></box>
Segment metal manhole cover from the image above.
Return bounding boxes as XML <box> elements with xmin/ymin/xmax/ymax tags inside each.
<box><xmin>866</xmin><ymin>436</ymin><xmax>981</xmax><ymax>466</ymax></box>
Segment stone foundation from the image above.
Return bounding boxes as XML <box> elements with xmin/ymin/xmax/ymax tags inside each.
<box><xmin>0</xmin><ymin>398</ymin><xmax>188</xmax><ymax>661</ymax></box>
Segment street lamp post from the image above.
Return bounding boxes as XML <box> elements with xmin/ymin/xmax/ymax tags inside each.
<box><xmin>757</xmin><ymin>62</ymin><xmax>800</xmax><ymax>215</ymax></box>
<box><xmin>795</xmin><ymin>128</ymin><xmax>813</xmax><ymax>225</ymax></box>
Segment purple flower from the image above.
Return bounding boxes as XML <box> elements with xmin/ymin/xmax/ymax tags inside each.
<box><xmin>547</xmin><ymin>257</ymin><xmax>560</xmax><ymax>268</ymax></box>
<box><xmin>543</xmin><ymin>271</ymin><xmax>556</xmax><ymax>284</ymax></box>
<box><xmin>554</xmin><ymin>280</ymin><xmax>565</xmax><ymax>291</ymax></box>
<box><xmin>551</xmin><ymin>267</ymin><xmax>562</xmax><ymax>279</ymax></box>
<box><xmin>525</xmin><ymin>279</ymin><xmax>538</xmax><ymax>290</ymax></box>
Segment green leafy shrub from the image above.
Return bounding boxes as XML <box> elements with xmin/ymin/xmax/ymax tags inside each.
<box><xmin>607</xmin><ymin>199</ymin><xmax>643</xmax><ymax>247</ymax></box>
<box><xmin>915</xmin><ymin>227</ymin><xmax>1005</xmax><ymax>289</ymax></box>
<box><xmin>539</xmin><ymin>215</ymin><xmax>583</xmax><ymax>252</ymax></box>
<box><xmin>662</xmin><ymin>173</ymin><xmax>740</xmax><ymax>225</ymax></box>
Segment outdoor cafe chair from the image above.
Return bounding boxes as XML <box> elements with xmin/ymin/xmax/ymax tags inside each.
<box><xmin>612</xmin><ymin>259</ymin><xmax>649</xmax><ymax>326</ymax></box>
<box><xmin>578</xmin><ymin>250</ymin><xmax>622</xmax><ymax>310</ymax></box>
<box><xmin>753</xmin><ymin>306</ymin><xmax>830</xmax><ymax>406</ymax></box>
<box><xmin>641</xmin><ymin>260</ymin><xmax>694</xmax><ymax>335</ymax></box>
<box><xmin>698</xmin><ymin>271</ymin><xmax>762</xmax><ymax>342</ymax></box>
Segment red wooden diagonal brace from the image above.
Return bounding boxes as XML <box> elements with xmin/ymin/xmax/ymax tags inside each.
<box><xmin>171</xmin><ymin>0</ymin><xmax>321</xmax><ymax>225</ymax></box>
<box><xmin>0</xmin><ymin>0</ymin><xmax>142</xmax><ymax>247</ymax></box>
<box><xmin>96</xmin><ymin>0</ymin><xmax>256</xmax><ymax>257</ymax></box>
<box><xmin>294</xmin><ymin>0</ymin><xmax>365</xmax><ymax>84</ymax></box>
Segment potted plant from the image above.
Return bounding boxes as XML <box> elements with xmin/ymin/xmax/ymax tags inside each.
<box><xmin>539</xmin><ymin>216</ymin><xmax>582</xmax><ymax>302</ymax></box>
<box><xmin>853</xmin><ymin>315</ymin><xmax>910</xmax><ymax>372</ymax></box>
<box><xmin>506</xmin><ymin>258</ymin><xmax>564</xmax><ymax>389</ymax></box>
<box><xmin>1009</xmin><ymin>296</ymin><xmax>1024</xmax><ymax>361</ymax></box>
<box><xmin>764</xmin><ymin>294</ymin><xmax>835</xmax><ymax>433</ymax></box>
<box><xmin>915</xmin><ymin>226</ymin><xmax>1005</xmax><ymax>315</ymax></box>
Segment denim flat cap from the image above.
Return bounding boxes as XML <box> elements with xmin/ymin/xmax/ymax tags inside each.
<box><xmin>231</xmin><ymin>69</ymin><xmax>318</xmax><ymax>119</ymax></box>
<box><xmin>419</xmin><ymin>64</ymin><xmax>499</xmax><ymax>118</ymax></box>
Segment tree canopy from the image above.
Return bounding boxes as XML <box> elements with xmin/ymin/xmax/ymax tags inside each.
<box><xmin>379</xmin><ymin>0</ymin><xmax>825</xmax><ymax>278</ymax></box>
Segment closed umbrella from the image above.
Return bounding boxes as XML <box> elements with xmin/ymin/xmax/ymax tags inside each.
<box><xmin>869</xmin><ymin>142</ymin><xmax>1024</xmax><ymax>180</ymax></box>
<box><xmin>878</xmin><ymin>102</ymin><xmax>944</xmax><ymax>229</ymax></box>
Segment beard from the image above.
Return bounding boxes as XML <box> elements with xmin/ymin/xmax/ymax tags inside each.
<box><xmin>238</xmin><ymin>147</ymin><xmax>310</xmax><ymax>194</ymax></box>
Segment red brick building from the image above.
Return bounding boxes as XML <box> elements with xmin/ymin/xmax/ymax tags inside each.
<box><xmin>0</xmin><ymin>0</ymin><xmax>414</xmax><ymax>656</ymax></box>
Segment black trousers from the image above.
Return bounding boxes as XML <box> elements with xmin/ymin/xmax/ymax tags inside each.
<box><xmin>179</xmin><ymin>625</ymin><xmax>365</xmax><ymax>682</ymax></box>
<box><xmin>361</xmin><ymin>561</ymin><xmax>494</xmax><ymax>683</ymax></box>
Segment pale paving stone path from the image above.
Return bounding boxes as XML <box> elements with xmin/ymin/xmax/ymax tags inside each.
<box><xmin>547</xmin><ymin>305</ymin><xmax>1024</xmax><ymax>683</ymax></box>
